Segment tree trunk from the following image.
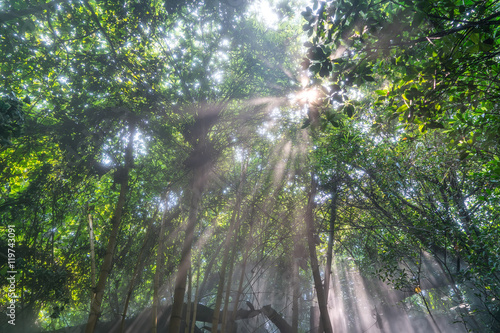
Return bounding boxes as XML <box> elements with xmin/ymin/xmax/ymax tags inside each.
<box><xmin>87</xmin><ymin>213</ymin><xmax>96</xmax><ymax>298</ymax></box>
<box><xmin>291</xmin><ymin>250</ymin><xmax>299</xmax><ymax>333</ymax></box>
<box><xmin>310</xmin><ymin>306</ymin><xmax>320</xmax><ymax>333</ymax></box>
<box><xmin>324</xmin><ymin>182</ymin><xmax>338</xmax><ymax>299</ymax></box>
<box><xmin>261</xmin><ymin>305</ymin><xmax>293</xmax><ymax>333</ymax></box>
<box><xmin>169</xmin><ymin>106</ymin><xmax>222</xmax><ymax>333</ymax></box>
<box><xmin>232</xmin><ymin>184</ymin><xmax>260</xmax><ymax>325</ymax></box>
<box><xmin>190</xmin><ymin>264</ymin><xmax>201</xmax><ymax>333</ymax></box>
<box><xmin>448</xmin><ymin>171</ymin><xmax>478</xmax><ymax>238</ymax></box>
<box><xmin>169</xmin><ymin>168</ymin><xmax>205</xmax><ymax>333</ymax></box>
<box><xmin>212</xmin><ymin>163</ymin><xmax>246</xmax><ymax>333</ymax></box>
<box><xmin>211</xmin><ymin>218</ymin><xmax>235</xmax><ymax>332</ymax></box>
<box><xmin>85</xmin><ymin>127</ymin><xmax>135</xmax><ymax>333</ymax></box>
<box><xmin>221</xmin><ymin>245</ymin><xmax>236</xmax><ymax>333</ymax></box>
<box><xmin>316</xmin><ymin>184</ymin><xmax>337</xmax><ymax>333</ymax></box>
<box><xmin>152</xmin><ymin>205</ymin><xmax>170</xmax><ymax>333</ymax></box>
<box><xmin>305</xmin><ymin>176</ymin><xmax>333</xmax><ymax>333</ymax></box>
<box><xmin>119</xmin><ymin>206</ymin><xmax>161</xmax><ymax>333</ymax></box>
<box><xmin>232</xmin><ymin>244</ymin><xmax>249</xmax><ymax>322</ymax></box>
<box><xmin>198</xmin><ymin>241</ymin><xmax>225</xmax><ymax>297</ymax></box>
<box><xmin>186</xmin><ymin>267</ymin><xmax>193</xmax><ymax>333</ymax></box>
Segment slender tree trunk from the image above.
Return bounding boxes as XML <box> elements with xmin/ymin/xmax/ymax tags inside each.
<box><xmin>231</xmin><ymin>242</ymin><xmax>249</xmax><ymax>324</ymax></box>
<box><xmin>421</xmin><ymin>293</ymin><xmax>443</xmax><ymax>333</ymax></box>
<box><xmin>310</xmin><ymin>306</ymin><xmax>320</xmax><ymax>333</ymax></box>
<box><xmin>319</xmin><ymin>186</ymin><xmax>337</xmax><ymax>333</ymax></box>
<box><xmin>119</xmin><ymin>206</ymin><xmax>161</xmax><ymax>333</ymax></box>
<box><xmin>152</xmin><ymin>205</ymin><xmax>170</xmax><ymax>333</ymax></box>
<box><xmin>87</xmin><ymin>213</ymin><xmax>96</xmax><ymax>297</ymax></box>
<box><xmin>291</xmin><ymin>250</ymin><xmax>299</xmax><ymax>333</ymax></box>
<box><xmin>232</xmin><ymin>185</ymin><xmax>260</xmax><ymax>324</ymax></box>
<box><xmin>190</xmin><ymin>264</ymin><xmax>201</xmax><ymax>333</ymax></box>
<box><xmin>199</xmin><ymin>241</ymin><xmax>225</xmax><ymax>296</ymax></box>
<box><xmin>305</xmin><ymin>176</ymin><xmax>333</xmax><ymax>333</ymax></box>
<box><xmin>291</xmin><ymin>210</ymin><xmax>306</xmax><ymax>333</ymax></box>
<box><xmin>186</xmin><ymin>267</ymin><xmax>193</xmax><ymax>332</ymax></box>
<box><xmin>221</xmin><ymin>246</ymin><xmax>236</xmax><ymax>333</ymax></box>
<box><xmin>85</xmin><ymin>127</ymin><xmax>135</xmax><ymax>333</ymax></box>
<box><xmin>324</xmin><ymin>183</ymin><xmax>338</xmax><ymax>298</ymax></box>
<box><xmin>211</xmin><ymin>218</ymin><xmax>237</xmax><ymax>332</ymax></box>
<box><xmin>212</xmin><ymin>162</ymin><xmax>247</xmax><ymax>332</ymax></box>
<box><xmin>169</xmin><ymin>168</ymin><xmax>205</xmax><ymax>333</ymax></box>
<box><xmin>448</xmin><ymin>171</ymin><xmax>478</xmax><ymax>237</ymax></box>
<box><xmin>170</xmin><ymin>106</ymin><xmax>221</xmax><ymax>333</ymax></box>
<box><xmin>211</xmin><ymin>242</ymin><xmax>230</xmax><ymax>331</ymax></box>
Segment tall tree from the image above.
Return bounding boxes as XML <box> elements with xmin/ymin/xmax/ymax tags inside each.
<box><xmin>305</xmin><ymin>176</ymin><xmax>333</xmax><ymax>333</ymax></box>
<box><xmin>85</xmin><ymin>124</ymin><xmax>135</xmax><ymax>333</ymax></box>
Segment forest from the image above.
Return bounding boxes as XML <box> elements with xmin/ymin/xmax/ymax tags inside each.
<box><xmin>1</xmin><ymin>0</ymin><xmax>500</xmax><ymax>332</ymax></box>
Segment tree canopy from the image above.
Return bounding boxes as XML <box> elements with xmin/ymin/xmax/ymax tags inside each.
<box><xmin>1</xmin><ymin>0</ymin><xmax>499</xmax><ymax>333</ymax></box>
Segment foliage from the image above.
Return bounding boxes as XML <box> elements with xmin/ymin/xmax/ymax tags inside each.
<box><xmin>0</xmin><ymin>94</ymin><xmax>26</xmax><ymax>146</ymax></box>
<box><xmin>302</xmin><ymin>0</ymin><xmax>500</xmax><ymax>179</ymax></box>
<box><xmin>0</xmin><ymin>0</ymin><xmax>308</xmax><ymax>331</ymax></box>
<box><xmin>1</xmin><ymin>0</ymin><xmax>499</xmax><ymax>332</ymax></box>
<box><xmin>311</xmin><ymin>92</ymin><xmax>500</xmax><ymax>331</ymax></box>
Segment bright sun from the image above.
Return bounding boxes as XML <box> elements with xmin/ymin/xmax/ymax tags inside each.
<box><xmin>292</xmin><ymin>87</ymin><xmax>320</xmax><ymax>105</ymax></box>
<box><xmin>249</xmin><ymin>0</ymin><xmax>280</xmax><ymax>29</ymax></box>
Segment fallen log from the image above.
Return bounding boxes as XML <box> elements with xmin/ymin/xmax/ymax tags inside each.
<box><xmin>38</xmin><ymin>302</ymin><xmax>261</xmax><ymax>333</ymax></box>
<box><xmin>260</xmin><ymin>305</ymin><xmax>293</xmax><ymax>333</ymax></box>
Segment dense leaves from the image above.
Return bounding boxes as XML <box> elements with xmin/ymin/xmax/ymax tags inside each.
<box><xmin>303</xmin><ymin>0</ymin><xmax>500</xmax><ymax>331</ymax></box>
<box><xmin>302</xmin><ymin>0</ymin><xmax>500</xmax><ymax>178</ymax></box>
<box><xmin>0</xmin><ymin>94</ymin><xmax>25</xmax><ymax>146</ymax></box>
<box><xmin>1</xmin><ymin>0</ymin><xmax>499</xmax><ymax>332</ymax></box>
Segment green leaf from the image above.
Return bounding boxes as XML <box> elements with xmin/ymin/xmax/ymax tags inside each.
<box><xmin>307</xmin><ymin>46</ymin><xmax>326</xmax><ymax>61</ymax></box>
<box><xmin>426</xmin><ymin>121</ymin><xmax>444</xmax><ymax>129</ymax></box>
<box><xmin>310</xmin><ymin>63</ymin><xmax>321</xmax><ymax>74</ymax></box>
<box><xmin>344</xmin><ymin>105</ymin><xmax>354</xmax><ymax>118</ymax></box>
<box><xmin>470</xmin><ymin>33</ymin><xmax>480</xmax><ymax>44</ymax></box>
<box><xmin>329</xmin><ymin>119</ymin><xmax>340</xmax><ymax>127</ymax></box>
<box><xmin>319</xmin><ymin>63</ymin><xmax>331</xmax><ymax>77</ymax></box>
<box><xmin>396</xmin><ymin>104</ymin><xmax>408</xmax><ymax>113</ymax></box>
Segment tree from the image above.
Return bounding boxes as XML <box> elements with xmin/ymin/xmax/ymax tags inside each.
<box><xmin>2</xmin><ymin>0</ymin><xmax>499</xmax><ymax>332</ymax></box>
<box><xmin>85</xmin><ymin>124</ymin><xmax>135</xmax><ymax>333</ymax></box>
<box><xmin>1</xmin><ymin>1</ymin><xmax>310</xmax><ymax>332</ymax></box>
<box><xmin>302</xmin><ymin>0</ymin><xmax>500</xmax><ymax>179</ymax></box>
<box><xmin>301</xmin><ymin>1</ymin><xmax>500</xmax><ymax>329</ymax></box>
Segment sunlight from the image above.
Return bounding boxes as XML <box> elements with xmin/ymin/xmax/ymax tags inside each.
<box><xmin>234</xmin><ymin>146</ymin><xmax>247</xmax><ymax>163</ymax></box>
<box><xmin>290</xmin><ymin>87</ymin><xmax>320</xmax><ymax>106</ymax></box>
<box><xmin>272</xmin><ymin>140</ymin><xmax>292</xmax><ymax>188</ymax></box>
<box><xmin>248</xmin><ymin>0</ymin><xmax>280</xmax><ymax>29</ymax></box>
<box><xmin>8</xmin><ymin>0</ymin><xmax>498</xmax><ymax>332</ymax></box>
